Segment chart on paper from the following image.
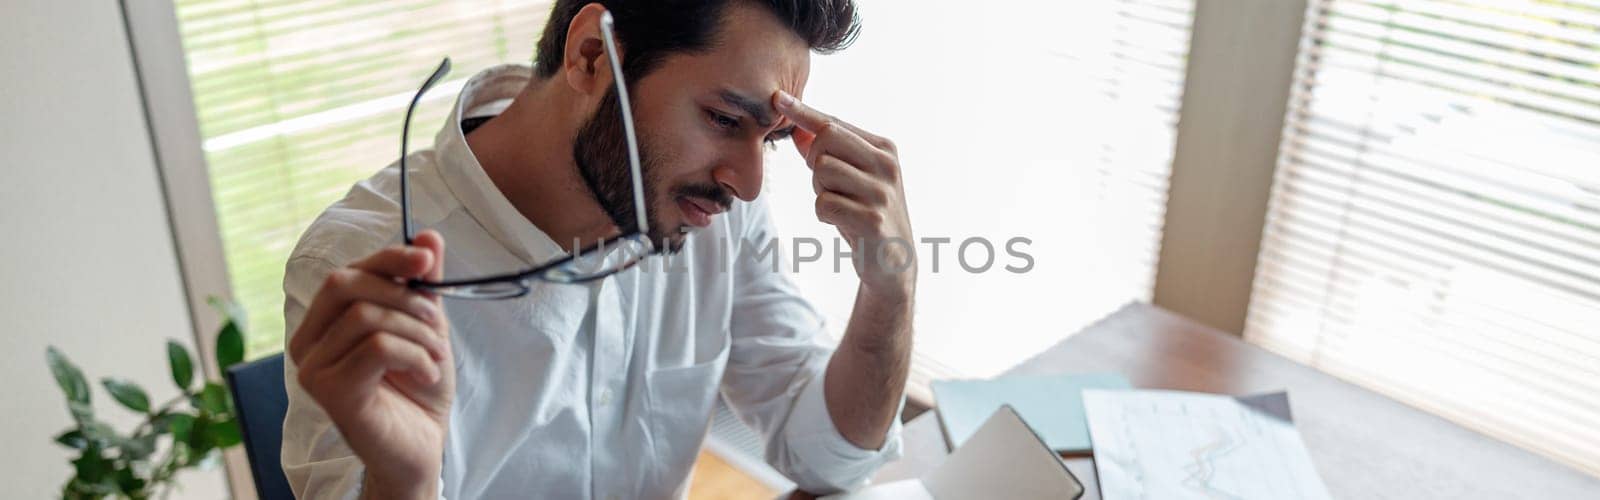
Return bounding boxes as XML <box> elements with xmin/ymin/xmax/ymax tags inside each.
<box><xmin>1083</xmin><ymin>390</ymin><xmax>1332</xmax><ymax>500</ymax></box>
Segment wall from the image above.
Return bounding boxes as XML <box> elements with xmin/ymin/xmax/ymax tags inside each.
<box><xmin>762</xmin><ymin>0</ymin><xmax>1189</xmax><ymax>384</ymax></box>
<box><xmin>0</xmin><ymin>1</ymin><xmax>227</xmax><ymax>498</ymax></box>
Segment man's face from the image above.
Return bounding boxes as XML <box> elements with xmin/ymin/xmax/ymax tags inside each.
<box><xmin>571</xmin><ymin>4</ymin><xmax>811</xmax><ymax>252</ymax></box>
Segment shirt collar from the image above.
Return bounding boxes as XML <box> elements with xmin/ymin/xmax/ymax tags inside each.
<box><xmin>433</xmin><ymin>64</ymin><xmax>566</xmax><ymax>267</ymax></box>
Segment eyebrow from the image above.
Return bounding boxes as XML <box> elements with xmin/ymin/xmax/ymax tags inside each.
<box><xmin>717</xmin><ymin>89</ymin><xmax>778</xmax><ymax>129</ymax></box>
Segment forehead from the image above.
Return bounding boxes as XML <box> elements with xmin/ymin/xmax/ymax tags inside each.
<box><xmin>641</xmin><ymin>4</ymin><xmax>812</xmax><ymax>101</ymax></box>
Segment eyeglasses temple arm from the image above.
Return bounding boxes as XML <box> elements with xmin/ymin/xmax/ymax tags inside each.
<box><xmin>598</xmin><ymin>12</ymin><xmax>650</xmax><ymax>236</ymax></box>
<box><xmin>401</xmin><ymin>57</ymin><xmax>453</xmax><ymax>245</ymax></box>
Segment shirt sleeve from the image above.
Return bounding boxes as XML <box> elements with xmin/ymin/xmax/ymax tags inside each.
<box><xmin>280</xmin><ymin>255</ymin><xmax>447</xmax><ymax>500</ymax></box>
<box><xmin>280</xmin><ymin>255</ymin><xmax>364</xmax><ymax>500</ymax></box>
<box><xmin>719</xmin><ymin>197</ymin><xmax>904</xmax><ymax>494</ymax></box>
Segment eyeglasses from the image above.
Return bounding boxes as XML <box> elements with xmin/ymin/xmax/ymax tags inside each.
<box><xmin>399</xmin><ymin>11</ymin><xmax>656</xmax><ymax>300</ymax></box>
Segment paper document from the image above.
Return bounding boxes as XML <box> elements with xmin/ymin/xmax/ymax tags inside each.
<box><xmin>1084</xmin><ymin>390</ymin><xmax>1331</xmax><ymax>500</ymax></box>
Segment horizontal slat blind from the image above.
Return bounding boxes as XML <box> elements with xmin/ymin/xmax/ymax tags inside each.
<box><xmin>1249</xmin><ymin>0</ymin><xmax>1600</xmax><ymax>475</ymax></box>
<box><xmin>174</xmin><ymin>0</ymin><xmax>553</xmax><ymax>355</ymax></box>
<box><xmin>1040</xmin><ymin>0</ymin><xmax>1195</xmax><ymax>313</ymax></box>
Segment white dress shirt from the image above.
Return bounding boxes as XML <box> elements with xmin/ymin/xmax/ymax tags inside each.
<box><xmin>280</xmin><ymin>64</ymin><xmax>902</xmax><ymax>500</ymax></box>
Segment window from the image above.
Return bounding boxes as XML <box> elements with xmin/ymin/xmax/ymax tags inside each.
<box><xmin>1248</xmin><ymin>0</ymin><xmax>1600</xmax><ymax>475</ymax></box>
<box><xmin>763</xmin><ymin>0</ymin><xmax>1195</xmax><ymax>396</ymax></box>
<box><xmin>172</xmin><ymin>0</ymin><xmax>554</xmax><ymax>356</ymax></box>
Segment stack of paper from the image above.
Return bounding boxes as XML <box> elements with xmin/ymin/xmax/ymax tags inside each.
<box><xmin>1083</xmin><ymin>390</ymin><xmax>1332</xmax><ymax>500</ymax></box>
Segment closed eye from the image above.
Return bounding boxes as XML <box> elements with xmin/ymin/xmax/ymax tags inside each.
<box><xmin>706</xmin><ymin>109</ymin><xmax>740</xmax><ymax>131</ymax></box>
<box><xmin>709</xmin><ymin>108</ymin><xmax>792</xmax><ymax>149</ymax></box>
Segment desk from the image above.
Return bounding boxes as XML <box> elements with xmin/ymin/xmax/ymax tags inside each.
<box><xmin>870</xmin><ymin>302</ymin><xmax>1600</xmax><ymax>499</ymax></box>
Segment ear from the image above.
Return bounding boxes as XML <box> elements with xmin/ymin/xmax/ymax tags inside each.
<box><xmin>561</xmin><ymin>4</ymin><xmax>618</xmax><ymax>98</ymax></box>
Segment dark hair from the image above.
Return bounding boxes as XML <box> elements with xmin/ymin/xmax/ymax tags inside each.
<box><xmin>533</xmin><ymin>0</ymin><xmax>860</xmax><ymax>81</ymax></box>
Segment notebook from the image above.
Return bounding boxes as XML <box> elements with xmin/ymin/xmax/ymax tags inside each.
<box><xmin>931</xmin><ymin>372</ymin><xmax>1132</xmax><ymax>453</ymax></box>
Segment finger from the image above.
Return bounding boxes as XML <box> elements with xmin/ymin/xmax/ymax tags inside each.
<box><xmin>290</xmin><ymin>245</ymin><xmax>429</xmax><ymax>361</ymax></box>
<box><xmin>775</xmin><ymin>90</ymin><xmax>832</xmax><ymax>134</ymax></box>
<box><xmin>813</xmin><ymin>154</ymin><xmax>888</xmax><ymax>205</ymax></box>
<box><xmin>787</xmin><ymin>112</ymin><xmax>889</xmax><ymax>164</ymax></box>
<box><xmin>302</xmin><ymin>301</ymin><xmax>448</xmax><ymax>377</ymax></box>
<box><xmin>351</xmin><ymin>244</ymin><xmax>434</xmax><ymax>279</ymax></box>
<box><xmin>295</xmin><ymin>331</ymin><xmax>438</xmax><ymax>410</ymax></box>
<box><xmin>410</xmin><ymin>229</ymin><xmax>447</xmax><ymax>283</ymax></box>
<box><xmin>289</xmin><ymin>270</ymin><xmax>440</xmax><ymax>364</ymax></box>
<box><xmin>330</xmin><ymin>332</ymin><xmax>441</xmax><ymax>390</ymax></box>
<box><xmin>775</xmin><ymin>91</ymin><xmax>902</xmax><ymax>177</ymax></box>
<box><xmin>775</xmin><ymin>92</ymin><xmax>880</xmax><ymax>167</ymax></box>
<box><xmin>814</xmin><ymin>190</ymin><xmax>878</xmax><ymax>235</ymax></box>
<box><xmin>791</xmin><ymin>127</ymin><xmax>817</xmax><ymax>159</ymax></box>
<box><xmin>804</xmin><ymin>126</ymin><xmax>892</xmax><ymax>179</ymax></box>
<box><xmin>817</xmin><ymin>114</ymin><xmax>892</xmax><ymax>152</ymax></box>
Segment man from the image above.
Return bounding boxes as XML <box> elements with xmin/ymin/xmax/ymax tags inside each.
<box><xmin>282</xmin><ymin>1</ymin><xmax>915</xmax><ymax>498</ymax></box>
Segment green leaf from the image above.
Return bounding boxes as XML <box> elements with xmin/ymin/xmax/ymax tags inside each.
<box><xmin>118</xmin><ymin>433</ymin><xmax>159</xmax><ymax>461</ymax></box>
<box><xmin>207</xmin><ymin>296</ymin><xmax>249</xmax><ymax>369</ymax></box>
<box><xmin>197</xmin><ymin>382</ymin><xmax>230</xmax><ymax>416</ymax></box>
<box><xmin>68</xmin><ymin>400</ymin><xmax>94</xmax><ymax>423</ymax></box>
<box><xmin>72</xmin><ymin>444</ymin><xmax>112</xmax><ymax>484</ymax></box>
<box><xmin>215</xmin><ymin>319</ymin><xmax>245</xmax><ymax>370</ymax></box>
<box><xmin>46</xmin><ymin>346</ymin><xmax>91</xmax><ymax>405</ymax></box>
<box><xmin>205</xmin><ymin>418</ymin><xmax>243</xmax><ymax>449</ymax></box>
<box><xmin>80</xmin><ymin>420</ymin><xmax>118</xmax><ymax>447</ymax></box>
<box><xmin>185</xmin><ymin>414</ymin><xmax>212</xmax><ymax>450</ymax></box>
<box><xmin>55</xmin><ymin>429</ymin><xmax>87</xmax><ymax>450</ymax></box>
<box><xmin>147</xmin><ymin>413</ymin><xmax>173</xmax><ymax>436</ymax></box>
<box><xmin>166</xmin><ymin>340</ymin><xmax>194</xmax><ymax>391</ymax></box>
<box><xmin>114</xmin><ymin>466</ymin><xmax>146</xmax><ymax>497</ymax></box>
<box><xmin>164</xmin><ymin>413</ymin><xmax>196</xmax><ymax>442</ymax></box>
<box><xmin>101</xmin><ymin>378</ymin><xmax>151</xmax><ymax>414</ymax></box>
<box><xmin>63</xmin><ymin>477</ymin><xmax>113</xmax><ymax>500</ymax></box>
<box><xmin>184</xmin><ymin>418</ymin><xmax>215</xmax><ymax>467</ymax></box>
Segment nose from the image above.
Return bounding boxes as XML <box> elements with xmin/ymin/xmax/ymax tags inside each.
<box><xmin>712</xmin><ymin>142</ymin><xmax>765</xmax><ymax>202</ymax></box>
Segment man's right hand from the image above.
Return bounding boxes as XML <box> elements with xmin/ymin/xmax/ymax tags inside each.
<box><xmin>288</xmin><ymin>230</ymin><xmax>453</xmax><ymax>500</ymax></box>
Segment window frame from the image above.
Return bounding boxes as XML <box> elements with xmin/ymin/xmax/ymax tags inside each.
<box><xmin>1152</xmin><ymin>0</ymin><xmax>1310</xmax><ymax>334</ymax></box>
<box><xmin>120</xmin><ymin>0</ymin><xmax>247</xmax><ymax>496</ymax></box>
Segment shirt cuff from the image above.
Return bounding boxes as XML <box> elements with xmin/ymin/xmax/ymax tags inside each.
<box><xmin>779</xmin><ymin>365</ymin><xmax>906</xmax><ymax>493</ymax></box>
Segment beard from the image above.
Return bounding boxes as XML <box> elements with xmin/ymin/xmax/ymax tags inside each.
<box><xmin>572</xmin><ymin>88</ymin><xmax>731</xmax><ymax>254</ymax></box>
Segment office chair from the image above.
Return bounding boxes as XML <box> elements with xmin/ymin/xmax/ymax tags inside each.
<box><xmin>226</xmin><ymin>353</ymin><xmax>294</xmax><ymax>500</ymax></box>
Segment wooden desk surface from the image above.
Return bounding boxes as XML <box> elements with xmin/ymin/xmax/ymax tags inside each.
<box><xmin>875</xmin><ymin>302</ymin><xmax>1600</xmax><ymax>499</ymax></box>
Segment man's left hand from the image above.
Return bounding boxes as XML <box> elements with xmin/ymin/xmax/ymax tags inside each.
<box><xmin>775</xmin><ymin>90</ymin><xmax>916</xmax><ymax>302</ymax></box>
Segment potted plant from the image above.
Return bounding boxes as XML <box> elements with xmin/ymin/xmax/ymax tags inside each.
<box><xmin>47</xmin><ymin>298</ymin><xmax>249</xmax><ymax>499</ymax></box>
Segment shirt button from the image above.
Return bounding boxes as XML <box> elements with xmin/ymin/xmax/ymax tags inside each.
<box><xmin>598</xmin><ymin>389</ymin><xmax>613</xmax><ymax>406</ymax></box>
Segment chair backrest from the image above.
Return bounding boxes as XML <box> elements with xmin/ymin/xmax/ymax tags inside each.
<box><xmin>226</xmin><ymin>353</ymin><xmax>294</xmax><ymax>500</ymax></box>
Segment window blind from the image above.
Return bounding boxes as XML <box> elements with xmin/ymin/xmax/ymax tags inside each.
<box><xmin>759</xmin><ymin>0</ymin><xmax>1195</xmax><ymax>399</ymax></box>
<box><xmin>173</xmin><ymin>0</ymin><xmax>554</xmax><ymax>355</ymax></box>
<box><xmin>1248</xmin><ymin>0</ymin><xmax>1600</xmax><ymax>475</ymax></box>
